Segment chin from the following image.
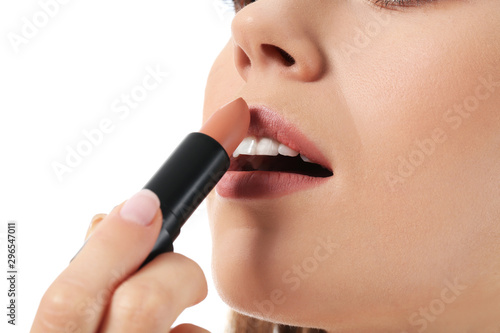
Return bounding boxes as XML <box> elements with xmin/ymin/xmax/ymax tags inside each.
<box><xmin>207</xmin><ymin>196</ymin><xmax>344</xmax><ymax>329</ymax></box>
<box><xmin>207</xmin><ymin>203</ymin><xmax>315</xmax><ymax>327</ymax></box>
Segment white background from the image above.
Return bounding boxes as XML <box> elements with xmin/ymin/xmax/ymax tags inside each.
<box><xmin>0</xmin><ymin>0</ymin><xmax>236</xmax><ymax>331</ymax></box>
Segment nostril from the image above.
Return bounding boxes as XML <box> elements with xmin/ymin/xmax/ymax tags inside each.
<box><xmin>262</xmin><ymin>44</ymin><xmax>296</xmax><ymax>67</ymax></box>
<box><xmin>277</xmin><ymin>47</ymin><xmax>296</xmax><ymax>66</ymax></box>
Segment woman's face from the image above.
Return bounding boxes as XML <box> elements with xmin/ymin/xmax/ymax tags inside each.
<box><xmin>203</xmin><ymin>0</ymin><xmax>500</xmax><ymax>330</ymax></box>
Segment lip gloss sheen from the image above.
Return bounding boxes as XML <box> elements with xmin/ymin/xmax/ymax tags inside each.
<box><xmin>140</xmin><ymin>98</ymin><xmax>250</xmax><ymax>267</ymax></box>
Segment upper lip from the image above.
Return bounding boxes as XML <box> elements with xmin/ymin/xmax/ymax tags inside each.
<box><xmin>234</xmin><ymin>104</ymin><xmax>332</xmax><ymax>171</ymax></box>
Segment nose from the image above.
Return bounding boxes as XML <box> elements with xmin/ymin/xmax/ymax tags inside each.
<box><xmin>231</xmin><ymin>2</ymin><xmax>326</xmax><ymax>82</ymax></box>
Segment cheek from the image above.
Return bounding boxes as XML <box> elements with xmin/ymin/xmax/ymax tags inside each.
<box><xmin>328</xmin><ymin>3</ymin><xmax>500</xmax><ymax>298</ymax></box>
<box><xmin>334</xmin><ymin>5</ymin><xmax>500</xmax><ymax>185</ymax></box>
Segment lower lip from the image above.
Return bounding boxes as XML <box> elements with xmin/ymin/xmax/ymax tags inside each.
<box><xmin>215</xmin><ymin>171</ymin><xmax>329</xmax><ymax>199</ymax></box>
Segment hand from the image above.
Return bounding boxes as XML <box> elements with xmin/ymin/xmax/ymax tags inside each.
<box><xmin>31</xmin><ymin>189</ymin><xmax>210</xmax><ymax>333</ymax></box>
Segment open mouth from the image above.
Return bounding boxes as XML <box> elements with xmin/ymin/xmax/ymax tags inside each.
<box><xmin>230</xmin><ymin>136</ymin><xmax>333</xmax><ymax>178</ymax></box>
<box><xmin>216</xmin><ymin>105</ymin><xmax>333</xmax><ymax>198</ymax></box>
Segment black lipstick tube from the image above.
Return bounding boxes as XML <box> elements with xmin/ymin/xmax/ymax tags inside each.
<box><xmin>140</xmin><ymin>132</ymin><xmax>229</xmax><ymax>267</ymax></box>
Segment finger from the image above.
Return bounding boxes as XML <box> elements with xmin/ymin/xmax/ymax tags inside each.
<box><xmin>171</xmin><ymin>323</ymin><xmax>211</xmax><ymax>333</ymax></box>
<box><xmin>31</xmin><ymin>189</ymin><xmax>162</xmax><ymax>333</ymax></box>
<box><xmin>85</xmin><ymin>214</ymin><xmax>107</xmax><ymax>240</ymax></box>
<box><xmin>100</xmin><ymin>252</ymin><xmax>208</xmax><ymax>333</ymax></box>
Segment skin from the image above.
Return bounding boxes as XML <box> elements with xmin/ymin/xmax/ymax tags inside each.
<box><xmin>31</xmin><ymin>200</ymin><xmax>209</xmax><ymax>333</ymax></box>
<box><xmin>32</xmin><ymin>0</ymin><xmax>500</xmax><ymax>332</ymax></box>
<box><xmin>205</xmin><ymin>0</ymin><xmax>500</xmax><ymax>331</ymax></box>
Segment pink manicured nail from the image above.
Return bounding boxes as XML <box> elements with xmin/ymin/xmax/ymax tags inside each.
<box><xmin>119</xmin><ymin>189</ymin><xmax>160</xmax><ymax>226</ymax></box>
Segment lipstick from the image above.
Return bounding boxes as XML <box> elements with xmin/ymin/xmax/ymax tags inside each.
<box><xmin>140</xmin><ymin>98</ymin><xmax>250</xmax><ymax>267</ymax></box>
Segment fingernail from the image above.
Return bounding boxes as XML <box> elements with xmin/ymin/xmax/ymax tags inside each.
<box><xmin>119</xmin><ymin>189</ymin><xmax>160</xmax><ymax>226</ymax></box>
<box><xmin>85</xmin><ymin>214</ymin><xmax>106</xmax><ymax>240</ymax></box>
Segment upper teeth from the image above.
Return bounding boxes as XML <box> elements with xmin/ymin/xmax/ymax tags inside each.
<box><xmin>233</xmin><ymin>136</ymin><xmax>312</xmax><ymax>162</ymax></box>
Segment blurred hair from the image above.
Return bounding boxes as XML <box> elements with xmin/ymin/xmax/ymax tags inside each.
<box><xmin>226</xmin><ymin>311</ymin><xmax>327</xmax><ymax>333</ymax></box>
